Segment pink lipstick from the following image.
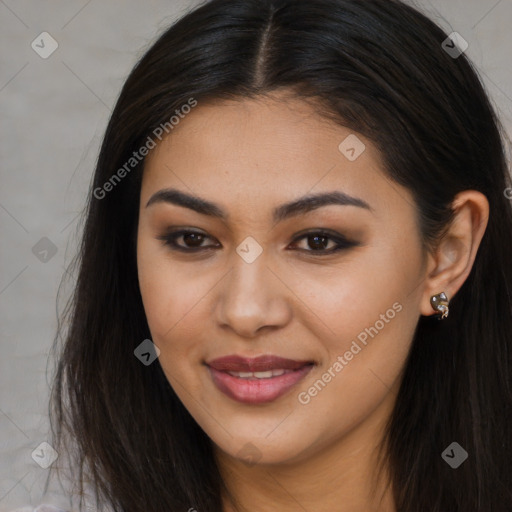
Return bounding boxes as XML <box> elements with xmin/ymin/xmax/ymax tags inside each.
<box><xmin>206</xmin><ymin>354</ymin><xmax>314</xmax><ymax>404</ymax></box>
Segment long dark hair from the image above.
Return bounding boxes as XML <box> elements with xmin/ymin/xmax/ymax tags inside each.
<box><xmin>48</xmin><ymin>0</ymin><xmax>512</xmax><ymax>510</ymax></box>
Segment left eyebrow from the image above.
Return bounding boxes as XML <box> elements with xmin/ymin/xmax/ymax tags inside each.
<box><xmin>145</xmin><ymin>188</ymin><xmax>373</xmax><ymax>223</ymax></box>
<box><xmin>273</xmin><ymin>191</ymin><xmax>373</xmax><ymax>222</ymax></box>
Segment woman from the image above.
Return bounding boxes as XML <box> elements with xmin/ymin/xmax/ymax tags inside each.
<box><xmin>22</xmin><ymin>0</ymin><xmax>512</xmax><ymax>510</ymax></box>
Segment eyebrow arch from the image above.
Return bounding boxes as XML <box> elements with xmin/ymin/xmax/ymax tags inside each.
<box><xmin>145</xmin><ymin>187</ymin><xmax>373</xmax><ymax>222</ymax></box>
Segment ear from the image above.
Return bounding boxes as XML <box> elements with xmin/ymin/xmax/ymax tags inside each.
<box><xmin>420</xmin><ymin>190</ymin><xmax>489</xmax><ymax>317</ymax></box>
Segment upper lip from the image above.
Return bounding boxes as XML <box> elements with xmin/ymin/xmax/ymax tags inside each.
<box><xmin>206</xmin><ymin>354</ymin><xmax>314</xmax><ymax>372</ymax></box>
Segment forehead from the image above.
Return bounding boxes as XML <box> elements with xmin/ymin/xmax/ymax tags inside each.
<box><xmin>141</xmin><ymin>93</ymin><xmax>413</xmax><ymax>221</ymax></box>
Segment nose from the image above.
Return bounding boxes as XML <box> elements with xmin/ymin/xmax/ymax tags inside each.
<box><xmin>214</xmin><ymin>253</ymin><xmax>292</xmax><ymax>338</ymax></box>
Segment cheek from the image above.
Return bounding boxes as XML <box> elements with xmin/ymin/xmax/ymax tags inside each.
<box><xmin>293</xmin><ymin>235</ymin><xmax>422</xmax><ymax>418</ymax></box>
<box><xmin>291</xmin><ymin>239</ymin><xmax>419</xmax><ymax>348</ymax></box>
<box><xmin>291</xmin><ymin>281</ymin><xmax>418</xmax><ymax>451</ymax></box>
<box><xmin>136</xmin><ymin>237</ymin><xmax>217</xmax><ymax>372</ymax></box>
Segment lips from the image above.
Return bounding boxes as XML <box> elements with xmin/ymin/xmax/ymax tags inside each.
<box><xmin>206</xmin><ymin>354</ymin><xmax>315</xmax><ymax>404</ymax></box>
<box><xmin>206</xmin><ymin>354</ymin><xmax>313</xmax><ymax>372</ymax></box>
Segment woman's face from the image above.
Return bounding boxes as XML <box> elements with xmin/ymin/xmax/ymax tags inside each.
<box><xmin>137</xmin><ymin>92</ymin><xmax>428</xmax><ymax>466</ymax></box>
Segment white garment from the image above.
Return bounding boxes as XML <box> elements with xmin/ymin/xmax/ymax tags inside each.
<box><xmin>9</xmin><ymin>506</ymin><xmax>67</xmax><ymax>512</ymax></box>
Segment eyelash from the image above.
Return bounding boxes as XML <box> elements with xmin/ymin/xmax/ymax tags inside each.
<box><xmin>156</xmin><ymin>229</ymin><xmax>358</xmax><ymax>255</ymax></box>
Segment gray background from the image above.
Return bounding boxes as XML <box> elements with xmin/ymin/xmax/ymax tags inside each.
<box><xmin>1</xmin><ymin>0</ymin><xmax>511</xmax><ymax>510</ymax></box>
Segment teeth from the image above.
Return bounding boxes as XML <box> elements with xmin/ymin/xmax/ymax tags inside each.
<box><xmin>253</xmin><ymin>370</ymin><xmax>275</xmax><ymax>378</ymax></box>
<box><xmin>227</xmin><ymin>369</ymin><xmax>288</xmax><ymax>379</ymax></box>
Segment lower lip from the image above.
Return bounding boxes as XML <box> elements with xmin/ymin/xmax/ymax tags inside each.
<box><xmin>207</xmin><ymin>364</ymin><xmax>314</xmax><ymax>404</ymax></box>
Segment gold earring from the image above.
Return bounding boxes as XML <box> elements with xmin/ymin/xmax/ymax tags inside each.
<box><xmin>430</xmin><ymin>292</ymin><xmax>449</xmax><ymax>319</ymax></box>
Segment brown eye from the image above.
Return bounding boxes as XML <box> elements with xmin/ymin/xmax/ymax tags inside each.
<box><xmin>157</xmin><ymin>230</ymin><xmax>219</xmax><ymax>252</ymax></box>
<box><xmin>304</xmin><ymin>234</ymin><xmax>332</xmax><ymax>251</ymax></box>
<box><xmin>289</xmin><ymin>230</ymin><xmax>357</xmax><ymax>254</ymax></box>
<box><xmin>157</xmin><ymin>229</ymin><xmax>357</xmax><ymax>256</ymax></box>
<box><xmin>181</xmin><ymin>232</ymin><xmax>206</xmax><ymax>248</ymax></box>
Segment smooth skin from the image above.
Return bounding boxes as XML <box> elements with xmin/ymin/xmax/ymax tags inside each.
<box><xmin>136</xmin><ymin>90</ymin><xmax>489</xmax><ymax>512</ymax></box>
